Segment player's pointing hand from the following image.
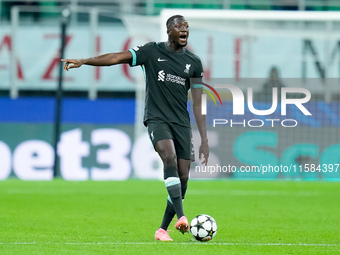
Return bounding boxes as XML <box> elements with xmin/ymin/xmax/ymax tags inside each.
<box><xmin>61</xmin><ymin>59</ymin><xmax>83</xmax><ymax>71</ymax></box>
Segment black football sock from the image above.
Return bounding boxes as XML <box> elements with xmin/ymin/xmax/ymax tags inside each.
<box><xmin>159</xmin><ymin>177</ymin><xmax>189</xmax><ymax>230</ymax></box>
<box><xmin>164</xmin><ymin>165</ymin><xmax>184</xmax><ymax>219</ymax></box>
<box><xmin>159</xmin><ymin>198</ymin><xmax>176</xmax><ymax>230</ymax></box>
<box><xmin>181</xmin><ymin>182</ymin><xmax>188</xmax><ymax>200</ymax></box>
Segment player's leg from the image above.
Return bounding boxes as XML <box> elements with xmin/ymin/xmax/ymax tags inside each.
<box><xmin>159</xmin><ymin>159</ymin><xmax>190</xmax><ymax>232</ymax></box>
<box><xmin>155</xmin><ymin>139</ymin><xmax>189</xmax><ymax>235</ymax></box>
<box><xmin>178</xmin><ymin>158</ymin><xmax>190</xmax><ymax>201</ymax></box>
<box><xmin>172</xmin><ymin>124</ymin><xmax>194</xmax><ymax>206</ymax></box>
<box><xmin>147</xmin><ymin>120</ymin><xmax>187</xmax><ymax>239</ymax></box>
<box><xmin>170</xmin><ymin>123</ymin><xmax>193</xmax><ymax>233</ymax></box>
<box><xmin>155</xmin><ymin>139</ymin><xmax>185</xmax><ymax>220</ymax></box>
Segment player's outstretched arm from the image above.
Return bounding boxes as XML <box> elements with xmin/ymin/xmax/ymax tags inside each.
<box><xmin>192</xmin><ymin>85</ymin><xmax>209</xmax><ymax>165</ymax></box>
<box><xmin>61</xmin><ymin>51</ymin><xmax>133</xmax><ymax>71</ymax></box>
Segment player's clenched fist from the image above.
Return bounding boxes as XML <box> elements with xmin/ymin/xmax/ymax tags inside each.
<box><xmin>61</xmin><ymin>59</ymin><xmax>83</xmax><ymax>71</ymax></box>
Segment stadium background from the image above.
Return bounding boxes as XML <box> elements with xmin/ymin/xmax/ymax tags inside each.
<box><xmin>0</xmin><ymin>0</ymin><xmax>339</xmax><ymax>181</ymax></box>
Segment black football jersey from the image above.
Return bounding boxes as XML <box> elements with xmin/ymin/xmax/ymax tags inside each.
<box><xmin>129</xmin><ymin>42</ymin><xmax>203</xmax><ymax>127</ymax></box>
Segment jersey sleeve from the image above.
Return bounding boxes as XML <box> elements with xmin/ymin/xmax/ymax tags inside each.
<box><xmin>193</xmin><ymin>57</ymin><xmax>204</xmax><ymax>79</ymax></box>
<box><xmin>128</xmin><ymin>42</ymin><xmax>154</xmax><ymax>67</ymax></box>
<box><xmin>191</xmin><ymin>57</ymin><xmax>204</xmax><ymax>88</ymax></box>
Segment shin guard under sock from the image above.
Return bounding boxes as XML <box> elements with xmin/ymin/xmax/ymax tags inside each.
<box><xmin>164</xmin><ymin>165</ymin><xmax>184</xmax><ymax>219</ymax></box>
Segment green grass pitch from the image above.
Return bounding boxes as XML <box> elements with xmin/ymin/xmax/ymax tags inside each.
<box><xmin>0</xmin><ymin>180</ymin><xmax>339</xmax><ymax>254</ymax></box>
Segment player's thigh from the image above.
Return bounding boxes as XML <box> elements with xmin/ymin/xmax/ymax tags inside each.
<box><xmin>171</xmin><ymin>123</ymin><xmax>192</xmax><ymax>161</ymax></box>
<box><xmin>146</xmin><ymin>120</ymin><xmax>177</xmax><ymax>163</ymax></box>
<box><xmin>155</xmin><ymin>139</ymin><xmax>177</xmax><ymax>164</ymax></box>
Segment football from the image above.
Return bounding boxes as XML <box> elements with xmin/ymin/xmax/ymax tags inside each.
<box><xmin>190</xmin><ymin>214</ymin><xmax>217</xmax><ymax>242</ymax></box>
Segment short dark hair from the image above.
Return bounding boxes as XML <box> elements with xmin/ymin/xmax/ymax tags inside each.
<box><xmin>166</xmin><ymin>15</ymin><xmax>185</xmax><ymax>29</ymax></box>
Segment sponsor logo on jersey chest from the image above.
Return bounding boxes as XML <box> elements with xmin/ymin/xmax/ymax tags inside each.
<box><xmin>157</xmin><ymin>70</ymin><xmax>186</xmax><ymax>86</ymax></box>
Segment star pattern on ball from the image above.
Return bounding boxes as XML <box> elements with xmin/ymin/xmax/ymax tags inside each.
<box><xmin>190</xmin><ymin>215</ymin><xmax>217</xmax><ymax>242</ymax></box>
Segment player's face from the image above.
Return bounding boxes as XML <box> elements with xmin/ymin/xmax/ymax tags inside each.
<box><xmin>169</xmin><ymin>18</ymin><xmax>189</xmax><ymax>47</ymax></box>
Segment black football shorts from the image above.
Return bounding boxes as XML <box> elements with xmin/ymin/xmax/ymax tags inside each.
<box><xmin>146</xmin><ymin>119</ymin><xmax>195</xmax><ymax>161</ymax></box>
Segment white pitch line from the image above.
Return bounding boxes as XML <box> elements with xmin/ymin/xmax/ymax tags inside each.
<box><xmin>189</xmin><ymin>190</ymin><xmax>321</xmax><ymax>196</ymax></box>
<box><xmin>0</xmin><ymin>242</ymin><xmax>338</xmax><ymax>246</ymax></box>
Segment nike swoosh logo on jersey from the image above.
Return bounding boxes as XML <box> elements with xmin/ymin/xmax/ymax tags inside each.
<box><xmin>157</xmin><ymin>58</ymin><xmax>167</xmax><ymax>62</ymax></box>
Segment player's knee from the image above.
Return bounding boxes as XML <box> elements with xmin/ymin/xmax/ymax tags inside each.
<box><xmin>178</xmin><ymin>164</ymin><xmax>189</xmax><ymax>184</ymax></box>
<box><xmin>179</xmin><ymin>173</ymin><xmax>189</xmax><ymax>185</ymax></box>
<box><xmin>163</xmin><ymin>153</ymin><xmax>177</xmax><ymax>166</ymax></box>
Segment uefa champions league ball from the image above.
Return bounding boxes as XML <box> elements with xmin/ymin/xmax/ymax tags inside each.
<box><xmin>190</xmin><ymin>214</ymin><xmax>217</xmax><ymax>242</ymax></box>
